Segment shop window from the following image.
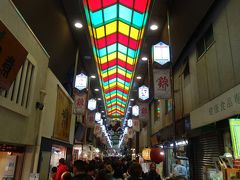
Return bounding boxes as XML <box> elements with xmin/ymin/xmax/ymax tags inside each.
<box><xmin>154</xmin><ymin>99</ymin><xmax>161</xmax><ymax>121</ymax></box>
<box><xmin>196</xmin><ymin>25</ymin><xmax>214</xmax><ymax>59</ymax></box>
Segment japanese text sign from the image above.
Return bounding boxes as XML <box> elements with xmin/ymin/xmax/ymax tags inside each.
<box><xmin>153</xmin><ymin>69</ymin><xmax>171</xmax><ymax>99</ymax></box>
<box><xmin>0</xmin><ymin>20</ymin><xmax>28</xmax><ymax>90</ymax></box>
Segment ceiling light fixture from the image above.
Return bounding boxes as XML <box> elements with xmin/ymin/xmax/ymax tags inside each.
<box><xmin>97</xmin><ymin>98</ymin><xmax>101</xmax><ymax>101</ymax></box>
<box><xmin>150</xmin><ymin>24</ymin><xmax>158</xmax><ymax>31</ymax></box>
<box><xmin>136</xmin><ymin>76</ymin><xmax>142</xmax><ymax>80</ymax></box>
<box><xmin>141</xmin><ymin>57</ymin><xmax>148</xmax><ymax>61</ymax></box>
<box><xmin>130</xmin><ymin>99</ymin><xmax>134</xmax><ymax>101</ymax></box>
<box><xmin>90</xmin><ymin>75</ymin><xmax>96</xmax><ymax>79</ymax></box>
<box><xmin>74</xmin><ymin>22</ymin><xmax>83</xmax><ymax>29</ymax></box>
<box><xmin>94</xmin><ymin>88</ymin><xmax>99</xmax><ymax>92</ymax></box>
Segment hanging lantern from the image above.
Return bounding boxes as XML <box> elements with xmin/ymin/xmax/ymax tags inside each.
<box><xmin>142</xmin><ymin>148</ymin><xmax>151</xmax><ymax>160</ymax></box>
<box><xmin>150</xmin><ymin>148</ymin><xmax>164</xmax><ymax>163</ymax></box>
<box><xmin>127</xmin><ymin>119</ymin><xmax>133</xmax><ymax>127</ymax></box>
<box><xmin>75</xmin><ymin>73</ymin><xmax>88</xmax><ymax>91</ymax></box>
<box><xmin>95</xmin><ymin>112</ymin><xmax>101</xmax><ymax>122</ymax></box>
<box><xmin>132</xmin><ymin>105</ymin><xmax>139</xmax><ymax>116</ymax></box>
<box><xmin>88</xmin><ymin>98</ymin><xmax>97</xmax><ymax>111</ymax></box>
<box><xmin>138</xmin><ymin>85</ymin><xmax>149</xmax><ymax>100</ymax></box>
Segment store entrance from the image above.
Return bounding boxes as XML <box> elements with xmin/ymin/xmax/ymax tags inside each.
<box><xmin>0</xmin><ymin>144</ymin><xmax>25</xmax><ymax>180</ymax></box>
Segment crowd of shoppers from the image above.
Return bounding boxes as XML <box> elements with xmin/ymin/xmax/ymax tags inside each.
<box><xmin>50</xmin><ymin>158</ymin><xmax>187</xmax><ymax>180</ymax></box>
<box><xmin>51</xmin><ymin>157</ymin><xmax>186</xmax><ymax>180</ymax></box>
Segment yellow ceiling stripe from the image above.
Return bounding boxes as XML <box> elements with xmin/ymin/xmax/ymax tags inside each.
<box><xmin>106</xmin><ymin>21</ymin><xmax>117</xmax><ymax>36</ymax></box>
<box><xmin>96</xmin><ymin>26</ymin><xmax>105</xmax><ymax>39</ymax></box>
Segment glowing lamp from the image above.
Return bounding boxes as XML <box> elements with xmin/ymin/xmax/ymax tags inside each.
<box><xmin>142</xmin><ymin>148</ymin><xmax>151</xmax><ymax>160</ymax></box>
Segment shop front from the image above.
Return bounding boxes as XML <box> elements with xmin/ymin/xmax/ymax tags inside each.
<box><xmin>190</xmin><ymin>84</ymin><xmax>240</xmax><ymax>179</ymax></box>
<box><xmin>37</xmin><ymin>137</ymin><xmax>72</xmax><ymax>180</ymax></box>
<box><xmin>0</xmin><ymin>144</ymin><xmax>25</xmax><ymax>180</ymax></box>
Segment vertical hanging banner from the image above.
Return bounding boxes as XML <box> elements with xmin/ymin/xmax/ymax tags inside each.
<box><xmin>138</xmin><ymin>102</ymin><xmax>149</xmax><ymax>121</ymax></box>
<box><xmin>132</xmin><ymin>118</ymin><xmax>140</xmax><ymax>132</ymax></box>
<box><xmin>73</xmin><ymin>89</ymin><xmax>87</xmax><ymax>115</ymax></box>
<box><xmin>94</xmin><ymin>124</ymin><xmax>101</xmax><ymax>137</ymax></box>
<box><xmin>128</xmin><ymin>128</ymin><xmax>134</xmax><ymax>138</ymax></box>
<box><xmin>153</xmin><ymin>69</ymin><xmax>171</xmax><ymax>99</ymax></box>
<box><xmin>0</xmin><ymin>21</ymin><xmax>28</xmax><ymax>90</ymax></box>
<box><xmin>86</xmin><ymin>112</ymin><xmax>95</xmax><ymax>128</ymax></box>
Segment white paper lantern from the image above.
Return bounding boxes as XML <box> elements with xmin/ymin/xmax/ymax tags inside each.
<box><xmin>128</xmin><ymin>119</ymin><xmax>133</xmax><ymax>127</ymax></box>
<box><xmin>95</xmin><ymin>112</ymin><xmax>101</xmax><ymax>122</ymax></box>
<box><xmin>88</xmin><ymin>99</ymin><xmax>96</xmax><ymax>111</ymax></box>
<box><xmin>138</xmin><ymin>85</ymin><xmax>149</xmax><ymax>100</ymax></box>
<box><xmin>153</xmin><ymin>42</ymin><xmax>170</xmax><ymax>65</ymax></box>
<box><xmin>75</xmin><ymin>73</ymin><xmax>88</xmax><ymax>90</ymax></box>
<box><xmin>132</xmin><ymin>105</ymin><xmax>139</xmax><ymax>116</ymax></box>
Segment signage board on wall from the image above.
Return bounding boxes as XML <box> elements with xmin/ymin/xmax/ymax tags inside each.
<box><xmin>0</xmin><ymin>20</ymin><xmax>28</xmax><ymax>90</ymax></box>
<box><xmin>229</xmin><ymin>119</ymin><xmax>240</xmax><ymax>159</ymax></box>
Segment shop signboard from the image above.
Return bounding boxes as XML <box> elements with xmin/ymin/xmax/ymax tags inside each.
<box><xmin>229</xmin><ymin>118</ymin><xmax>240</xmax><ymax>159</ymax></box>
<box><xmin>152</xmin><ymin>42</ymin><xmax>170</xmax><ymax>65</ymax></box>
<box><xmin>75</xmin><ymin>73</ymin><xmax>88</xmax><ymax>91</ymax></box>
<box><xmin>73</xmin><ymin>89</ymin><xmax>87</xmax><ymax>115</ymax></box>
<box><xmin>3</xmin><ymin>155</ymin><xmax>17</xmax><ymax>178</ymax></box>
<box><xmin>53</xmin><ymin>86</ymin><xmax>72</xmax><ymax>141</ymax></box>
<box><xmin>0</xmin><ymin>20</ymin><xmax>28</xmax><ymax>90</ymax></box>
<box><xmin>153</xmin><ymin>69</ymin><xmax>171</xmax><ymax>99</ymax></box>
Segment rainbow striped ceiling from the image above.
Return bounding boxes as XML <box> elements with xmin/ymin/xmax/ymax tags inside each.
<box><xmin>83</xmin><ymin>0</ymin><xmax>151</xmax><ymax>117</ymax></box>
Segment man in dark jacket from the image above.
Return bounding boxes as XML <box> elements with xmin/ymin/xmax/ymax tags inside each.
<box><xmin>72</xmin><ymin>160</ymin><xmax>92</xmax><ymax>180</ymax></box>
<box><xmin>144</xmin><ymin>162</ymin><xmax>161</xmax><ymax>180</ymax></box>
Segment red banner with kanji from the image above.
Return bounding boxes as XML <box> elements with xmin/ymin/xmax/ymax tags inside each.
<box><xmin>73</xmin><ymin>89</ymin><xmax>87</xmax><ymax>115</ymax></box>
<box><xmin>153</xmin><ymin>69</ymin><xmax>171</xmax><ymax>99</ymax></box>
<box><xmin>138</xmin><ymin>102</ymin><xmax>149</xmax><ymax>122</ymax></box>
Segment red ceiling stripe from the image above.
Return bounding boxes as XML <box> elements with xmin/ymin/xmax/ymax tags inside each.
<box><xmin>88</xmin><ymin>0</ymin><xmax>102</xmax><ymax>12</ymax></box>
<box><xmin>134</xmin><ymin>0</ymin><xmax>148</xmax><ymax>13</ymax></box>
<box><xmin>103</xmin><ymin>0</ymin><xmax>117</xmax><ymax>7</ymax></box>
<box><xmin>119</xmin><ymin>0</ymin><xmax>134</xmax><ymax>8</ymax></box>
<box><xmin>97</xmin><ymin>33</ymin><xmax>117</xmax><ymax>49</ymax></box>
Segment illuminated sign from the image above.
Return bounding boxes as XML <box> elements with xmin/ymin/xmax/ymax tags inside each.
<box><xmin>153</xmin><ymin>42</ymin><xmax>170</xmax><ymax>65</ymax></box>
<box><xmin>138</xmin><ymin>85</ymin><xmax>149</xmax><ymax>100</ymax></box>
<box><xmin>75</xmin><ymin>73</ymin><xmax>88</xmax><ymax>91</ymax></box>
<box><xmin>88</xmin><ymin>98</ymin><xmax>97</xmax><ymax>111</ymax></box>
<box><xmin>132</xmin><ymin>105</ymin><xmax>139</xmax><ymax>116</ymax></box>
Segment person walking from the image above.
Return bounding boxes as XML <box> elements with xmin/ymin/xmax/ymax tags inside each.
<box><xmin>173</xmin><ymin>160</ymin><xmax>187</xmax><ymax>179</ymax></box>
<box><xmin>144</xmin><ymin>162</ymin><xmax>161</xmax><ymax>180</ymax></box>
<box><xmin>55</xmin><ymin>158</ymin><xmax>69</xmax><ymax>180</ymax></box>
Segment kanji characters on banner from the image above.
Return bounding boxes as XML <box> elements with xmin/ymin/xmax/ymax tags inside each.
<box><xmin>86</xmin><ymin>112</ymin><xmax>95</xmax><ymax>128</ymax></box>
<box><xmin>73</xmin><ymin>89</ymin><xmax>87</xmax><ymax>114</ymax></box>
<box><xmin>153</xmin><ymin>69</ymin><xmax>171</xmax><ymax>99</ymax></box>
<box><xmin>132</xmin><ymin>118</ymin><xmax>140</xmax><ymax>132</ymax></box>
<box><xmin>138</xmin><ymin>102</ymin><xmax>149</xmax><ymax>121</ymax></box>
<box><xmin>128</xmin><ymin>128</ymin><xmax>134</xmax><ymax>138</ymax></box>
